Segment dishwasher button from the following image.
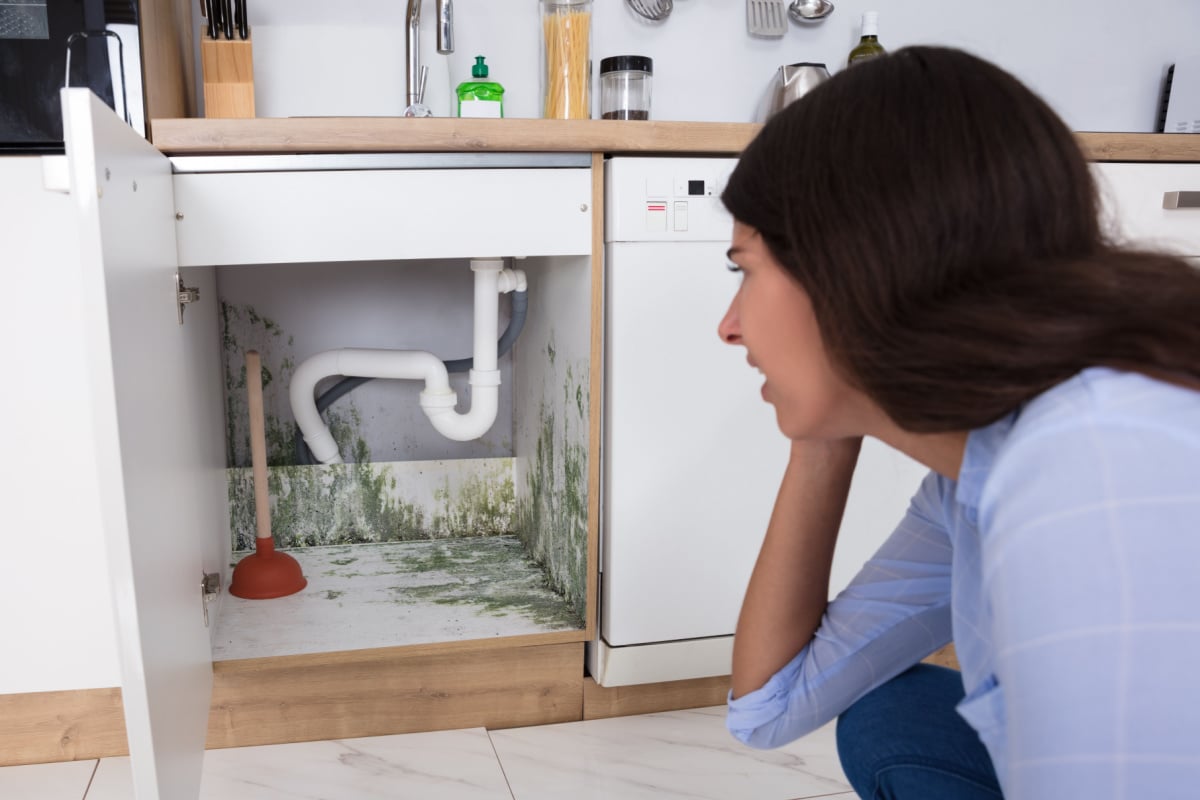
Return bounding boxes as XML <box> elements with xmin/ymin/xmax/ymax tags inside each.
<box><xmin>673</xmin><ymin>201</ymin><xmax>689</xmax><ymax>232</ymax></box>
<box><xmin>646</xmin><ymin>202</ymin><xmax>668</xmax><ymax>232</ymax></box>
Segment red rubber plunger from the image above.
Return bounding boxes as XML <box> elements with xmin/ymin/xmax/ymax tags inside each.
<box><xmin>229</xmin><ymin>350</ymin><xmax>307</xmax><ymax>600</ymax></box>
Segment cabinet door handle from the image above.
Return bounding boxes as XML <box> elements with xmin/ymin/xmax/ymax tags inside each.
<box><xmin>1163</xmin><ymin>191</ymin><xmax>1200</xmax><ymax>209</ymax></box>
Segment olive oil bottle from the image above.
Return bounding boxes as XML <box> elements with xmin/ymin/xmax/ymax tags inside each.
<box><xmin>847</xmin><ymin>12</ymin><xmax>886</xmax><ymax>67</ymax></box>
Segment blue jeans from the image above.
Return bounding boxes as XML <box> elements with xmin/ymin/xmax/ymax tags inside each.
<box><xmin>836</xmin><ymin>664</ymin><xmax>1004</xmax><ymax>800</ymax></box>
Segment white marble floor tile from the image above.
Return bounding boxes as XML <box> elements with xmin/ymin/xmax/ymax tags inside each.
<box><xmin>0</xmin><ymin>759</ymin><xmax>96</xmax><ymax>800</ymax></box>
<box><xmin>489</xmin><ymin>706</ymin><xmax>851</xmax><ymax>800</ymax></box>
<box><xmin>86</xmin><ymin>729</ymin><xmax>513</xmax><ymax>800</ymax></box>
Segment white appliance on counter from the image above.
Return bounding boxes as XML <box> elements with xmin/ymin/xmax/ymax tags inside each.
<box><xmin>591</xmin><ymin>156</ymin><xmax>931</xmax><ymax>687</ymax></box>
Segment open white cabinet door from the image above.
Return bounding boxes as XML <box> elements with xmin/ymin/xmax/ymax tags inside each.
<box><xmin>62</xmin><ymin>89</ymin><xmax>225</xmax><ymax>799</ymax></box>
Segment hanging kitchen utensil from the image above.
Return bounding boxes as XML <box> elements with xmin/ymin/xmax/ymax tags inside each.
<box><xmin>626</xmin><ymin>0</ymin><xmax>672</xmax><ymax>22</ymax></box>
<box><xmin>747</xmin><ymin>0</ymin><xmax>787</xmax><ymax>37</ymax></box>
<box><xmin>229</xmin><ymin>350</ymin><xmax>307</xmax><ymax>600</ymax></box>
<box><xmin>788</xmin><ymin>0</ymin><xmax>834</xmax><ymax>24</ymax></box>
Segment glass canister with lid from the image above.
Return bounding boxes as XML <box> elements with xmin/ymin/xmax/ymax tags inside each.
<box><xmin>540</xmin><ymin>0</ymin><xmax>593</xmax><ymax>119</ymax></box>
<box><xmin>600</xmin><ymin>55</ymin><xmax>653</xmax><ymax>120</ymax></box>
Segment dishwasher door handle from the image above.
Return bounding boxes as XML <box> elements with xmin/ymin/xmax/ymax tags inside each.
<box><xmin>1162</xmin><ymin>191</ymin><xmax>1200</xmax><ymax>209</ymax></box>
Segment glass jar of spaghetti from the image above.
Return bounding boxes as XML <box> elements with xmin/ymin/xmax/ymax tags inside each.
<box><xmin>540</xmin><ymin>0</ymin><xmax>592</xmax><ymax>119</ymax></box>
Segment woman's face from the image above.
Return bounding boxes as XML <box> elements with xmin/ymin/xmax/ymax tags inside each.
<box><xmin>718</xmin><ymin>221</ymin><xmax>868</xmax><ymax>441</ymax></box>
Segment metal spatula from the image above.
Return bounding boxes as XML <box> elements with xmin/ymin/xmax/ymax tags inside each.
<box><xmin>747</xmin><ymin>0</ymin><xmax>788</xmax><ymax>37</ymax></box>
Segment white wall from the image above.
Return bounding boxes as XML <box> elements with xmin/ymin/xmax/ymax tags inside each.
<box><xmin>239</xmin><ymin>0</ymin><xmax>1198</xmax><ymax>131</ymax></box>
<box><xmin>0</xmin><ymin>158</ymin><xmax>122</xmax><ymax>694</ymax></box>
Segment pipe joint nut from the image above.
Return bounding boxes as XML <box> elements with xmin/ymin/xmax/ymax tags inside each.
<box><xmin>469</xmin><ymin>258</ymin><xmax>504</xmax><ymax>273</ymax></box>
<box><xmin>498</xmin><ymin>269</ymin><xmax>528</xmax><ymax>293</ymax></box>
<box><xmin>468</xmin><ymin>369</ymin><xmax>502</xmax><ymax>387</ymax></box>
<box><xmin>419</xmin><ymin>388</ymin><xmax>458</xmax><ymax>410</ymax></box>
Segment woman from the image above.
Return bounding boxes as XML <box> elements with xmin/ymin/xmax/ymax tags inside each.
<box><xmin>719</xmin><ymin>46</ymin><xmax>1200</xmax><ymax>800</ymax></box>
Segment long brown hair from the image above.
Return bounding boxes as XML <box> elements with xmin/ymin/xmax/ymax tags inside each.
<box><xmin>723</xmin><ymin>46</ymin><xmax>1200</xmax><ymax>432</ymax></box>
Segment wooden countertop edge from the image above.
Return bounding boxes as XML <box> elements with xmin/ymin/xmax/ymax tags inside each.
<box><xmin>149</xmin><ymin>118</ymin><xmax>762</xmax><ymax>156</ymax></box>
<box><xmin>150</xmin><ymin>118</ymin><xmax>1200</xmax><ymax>161</ymax></box>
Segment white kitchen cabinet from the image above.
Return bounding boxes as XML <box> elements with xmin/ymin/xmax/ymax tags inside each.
<box><xmin>56</xmin><ymin>89</ymin><xmax>594</xmax><ymax>799</ymax></box>
<box><xmin>1093</xmin><ymin>162</ymin><xmax>1200</xmax><ymax>260</ymax></box>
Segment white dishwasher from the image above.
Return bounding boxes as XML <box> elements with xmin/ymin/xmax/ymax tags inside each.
<box><xmin>591</xmin><ymin>156</ymin><xmax>930</xmax><ymax>687</ymax></box>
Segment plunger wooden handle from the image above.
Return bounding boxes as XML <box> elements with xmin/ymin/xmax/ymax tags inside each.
<box><xmin>245</xmin><ymin>350</ymin><xmax>274</xmax><ymax>553</ymax></box>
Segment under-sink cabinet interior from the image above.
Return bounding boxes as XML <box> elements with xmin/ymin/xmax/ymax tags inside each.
<box><xmin>184</xmin><ymin>167</ymin><xmax>596</xmax><ymax>659</ymax></box>
<box><xmin>209</xmin><ymin>250</ymin><xmax>592</xmax><ymax>659</ymax></box>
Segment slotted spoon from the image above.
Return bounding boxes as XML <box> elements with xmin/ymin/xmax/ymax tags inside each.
<box><xmin>626</xmin><ymin>0</ymin><xmax>672</xmax><ymax>21</ymax></box>
<box><xmin>747</xmin><ymin>0</ymin><xmax>787</xmax><ymax>37</ymax></box>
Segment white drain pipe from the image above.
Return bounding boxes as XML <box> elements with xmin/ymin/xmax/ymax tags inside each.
<box><xmin>290</xmin><ymin>258</ymin><xmax>525</xmax><ymax>464</ymax></box>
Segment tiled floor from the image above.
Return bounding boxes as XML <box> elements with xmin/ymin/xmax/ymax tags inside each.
<box><xmin>1</xmin><ymin>706</ymin><xmax>855</xmax><ymax>800</ymax></box>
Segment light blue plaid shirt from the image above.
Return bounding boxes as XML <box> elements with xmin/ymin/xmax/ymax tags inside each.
<box><xmin>728</xmin><ymin>367</ymin><xmax>1200</xmax><ymax>799</ymax></box>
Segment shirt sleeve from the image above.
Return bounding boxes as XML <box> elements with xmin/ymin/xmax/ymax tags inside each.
<box><xmin>979</xmin><ymin>415</ymin><xmax>1200</xmax><ymax>799</ymax></box>
<box><xmin>727</xmin><ymin>469</ymin><xmax>955</xmax><ymax>748</ymax></box>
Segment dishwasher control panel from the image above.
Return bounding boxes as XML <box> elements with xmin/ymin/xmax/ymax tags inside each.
<box><xmin>605</xmin><ymin>157</ymin><xmax>738</xmax><ymax>243</ymax></box>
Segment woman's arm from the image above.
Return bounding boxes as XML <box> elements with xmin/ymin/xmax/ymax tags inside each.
<box><xmin>732</xmin><ymin>437</ymin><xmax>862</xmax><ymax>698</ymax></box>
<box><xmin>728</xmin><ymin>459</ymin><xmax>955</xmax><ymax>748</ymax></box>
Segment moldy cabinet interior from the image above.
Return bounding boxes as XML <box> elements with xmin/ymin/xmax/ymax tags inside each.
<box><xmin>63</xmin><ymin>90</ymin><xmax>600</xmax><ymax>799</ymax></box>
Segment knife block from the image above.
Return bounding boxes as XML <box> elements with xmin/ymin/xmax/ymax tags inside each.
<box><xmin>201</xmin><ymin>33</ymin><xmax>256</xmax><ymax>119</ymax></box>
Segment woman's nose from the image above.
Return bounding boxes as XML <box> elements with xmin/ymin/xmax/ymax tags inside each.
<box><xmin>718</xmin><ymin>301</ymin><xmax>741</xmax><ymax>345</ymax></box>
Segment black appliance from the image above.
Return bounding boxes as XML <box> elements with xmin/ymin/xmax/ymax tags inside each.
<box><xmin>0</xmin><ymin>0</ymin><xmax>140</xmax><ymax>154</ymax></box>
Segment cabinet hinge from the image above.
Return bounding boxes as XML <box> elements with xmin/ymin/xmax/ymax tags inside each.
<box><xmin>176</xmin><ymin>273</ymin><xmax>200</xmax><ymax>325</ymax></box>
<box><xmin>202</xmin><ymin>571</ymin><xmax>221</xmax><ymax>628</ymax></box>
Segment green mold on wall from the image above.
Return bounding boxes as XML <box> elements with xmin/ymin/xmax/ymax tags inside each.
<box><xmin>227</xmin><ymin>457</ymin><xmax>517</xmax><ymax>551</ymax></box>
<box><xmin>515</xmin><ymin>343</ymin><xmax>589</xmax><ymax>621</ymax></box>
<box><xmin>221</xmin><ymin>301</ymin><xmax>312</xmax><ymax>468</ymax></box>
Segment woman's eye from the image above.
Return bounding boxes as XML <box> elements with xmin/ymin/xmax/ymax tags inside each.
<box><xmin>726</xmin><ymin>262</ymin><xmax>743</xmax><ymax>273</ymax></box>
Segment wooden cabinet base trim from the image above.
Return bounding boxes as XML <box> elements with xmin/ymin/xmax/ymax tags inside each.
<box><xmin>0</xmin><ymin>687</ymin><xmax>128</xmax><ymax>767</ymax></box>
<box><xmin>206</xmin><ymin>641</ymin><xmax>584</xmax><ymax>749</ymax></box>
<box><xmin>1</xmin><ymin>641</ymin><xmax>584</xmax><ymax>766</ymax></box>
<box><xmin>583</xmin><ymin>675</ymin><xmax>731</xmax><ymax>720</ymax></box>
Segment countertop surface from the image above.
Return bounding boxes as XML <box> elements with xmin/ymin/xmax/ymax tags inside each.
<box><xmin>149</xmin><ymin>118</ymin><xmax>1200</xmax><ymax>162</ymax></box>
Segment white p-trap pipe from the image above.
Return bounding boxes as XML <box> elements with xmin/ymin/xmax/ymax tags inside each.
<box><xmin>290</xmin><ymin>258</ymin><xmax>514</xmax><ymax>465</ymax></box>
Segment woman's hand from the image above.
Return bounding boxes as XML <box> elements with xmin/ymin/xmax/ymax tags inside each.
<box><xmin>730</xmin><ymin>436</ymin><xmax>862</xmax><ymax>698</ymax></box>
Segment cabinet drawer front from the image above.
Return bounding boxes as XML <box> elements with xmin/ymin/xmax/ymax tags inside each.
<box><xmin>174</xmin><ymin>168</ymin><xmax>592</xmax><ymax>266</ymax></box>
<box><xmin>1093</xmin><ymin>163</ymin><xmax>1200</xmax><ymax>257</ymax></box>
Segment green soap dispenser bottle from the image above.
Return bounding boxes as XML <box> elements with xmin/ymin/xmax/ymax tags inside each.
<box><xmin>457</xmin><ymin>56</ymin><xmax>505</xmax><ymax>119</ymax></box>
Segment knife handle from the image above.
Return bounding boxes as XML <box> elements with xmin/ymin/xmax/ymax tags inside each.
<box><xmin>205</xmin><ymin>0</ymin><xmax>217</xmax><ymax>39</ymax></box>
<box><xmin>222</xmin><ymin>0</ymin><xmax>234</xmax><ymax>40</ymax></box>
<box><xmin>236</xmin><ymin>0</ymin><xmax>248</xmax><ymax>40</ymax></box>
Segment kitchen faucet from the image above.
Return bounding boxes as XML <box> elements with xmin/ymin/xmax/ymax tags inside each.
<box><xmin>405</xmin><ymin>0</ymin><xmax>454</xmax><ymax>114</ymax></box>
